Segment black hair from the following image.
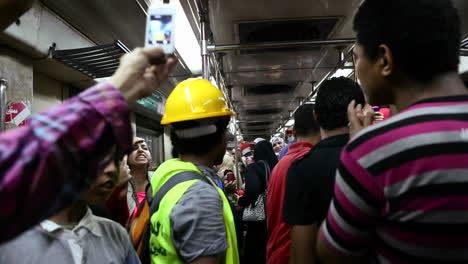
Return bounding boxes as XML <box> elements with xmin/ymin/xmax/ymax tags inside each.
<box><xmin>315</xmin><ymin>77</ymin><xmax>365</xmax><ymax>130</ymax></box>
<box><xmin>170</xmin><ymin>118</ymin><xmax>230</xmax><ymax>156</ymax></box>
<box><xmin>253</xmin><ymin>140</ymin><xmax>278</xmax><ymax>170</ymax></box>
<box><xmin>113</xmin><ymin>156</ymin><xmax>122</xmax><ymax>170</ymax></box>
<box><xmin>293</xmin><ymin>104</ymin><xmax>320</xmax><ymax>137</ymax></box>
<box><xmin>354</xmin><ymin>0</ymin><xmax>461</xmax><ymax>84</ymax></box>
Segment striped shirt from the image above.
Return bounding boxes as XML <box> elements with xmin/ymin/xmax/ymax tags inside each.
<box><xmin>320</xmin><ymin>95</ymin><xmax>468</xmax><ymax>263</ymax></box>
<box><xmin>0</xmin><ymin>83</ymin><xmax>132</xmax><ymax>243</ymax></box>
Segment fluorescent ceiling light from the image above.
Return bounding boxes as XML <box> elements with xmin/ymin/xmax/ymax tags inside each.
<box><xmin>209</xmin><ymin>76</ymin><xmax>219</xmax><ymax>88</ymax></box>
<box><xmin>174</xmin><ymin>0</ymin><xmax>202</xmax><ymax>74</ymax></box>
<box><xmin>459</xmin><ymin>56</ymin><xmax>468</xmax><ymax>74</ymax></box>
<box><xmin>285</xmin><ymin>120</ymin><xmax>295</xmax><ymax>127</ymax></box>
<box><xmin>94</xmin><ymin>77</ymin><xmax>110</xmax><ymax>83</ymax></box>
<box><xmin>332</xmin><ymin>68</ymin><xmax>354</xmax><ymax>78</ymax></box>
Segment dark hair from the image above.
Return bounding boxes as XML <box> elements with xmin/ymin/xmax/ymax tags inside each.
<box><xmin>170</xmin><ymin>118</ymin><xmax>230</xmax><ymax>156</ymax></box>
<box><xmin>354</xmin><ymin>0</ymin><xmax>461</xmax><ymax>84</ymax></box>
<box><xmin>315</xmin><ymin>77</ymin><xmax>365</xmax><ymax>130</ymax></box>
<box><xmin>293</xmin><ymin>104</ymin><xmax>320</xmax><ymax>137</ymax></box>
<box><xmin>253</xmin><ymin>140</ymin><xmax>278</xmax><ymax>170</ymax></box>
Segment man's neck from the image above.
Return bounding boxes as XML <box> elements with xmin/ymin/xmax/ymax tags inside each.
<box><xmin>296</xmin><ymin>134</ymin><xmax>321</xmax><ymax>145</ymax></box>
<box><xmin>179</xmin><ymin>154</ymin><xmax>213</xmax><ymax>168</ymax></box>
<box><xmin>320</xmin><ymin>127</ymin><xmax>348</xmax><ymax>140</ymax></box>
<box><xmin>49</xmin><ymin>201</ymin><xmax>87</xmax><ymax>225</ymax></box>
<box><xmin>393</xmin><ymin>73</ymin><xmax>468</xmax><ymax>112</ymax></box>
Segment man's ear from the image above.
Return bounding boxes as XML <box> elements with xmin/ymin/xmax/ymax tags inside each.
<box><xmin>377</xmin><ymin>44</ymin><xmax>394</xmax><ymax>77</ymax></box>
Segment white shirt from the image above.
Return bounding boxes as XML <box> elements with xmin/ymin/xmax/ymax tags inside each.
<box><xmin>40</xmin><ymin>209</ymin><xmax>99</xmax><ymax>264</ymax></box>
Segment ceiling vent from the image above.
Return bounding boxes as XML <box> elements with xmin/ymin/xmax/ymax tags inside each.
<box><xmin>238</xmin><ymin>18</ymin><xmax>339</xmax><ymax>54</ymax></box>
<box><xmin>245</xmin><ymin>108</ymin><xmax>282</xmax><ymax>115</ymax></box>
<box><xmin>52</xmin><ymin>40</ymin><xmax>129</xmax><ymax>78</ymax></box>
<box><xmin>244</xmin><ymin>128</ymin><xmax>271</xmax><ymax>132</ymax></box>
<box><xmin>244</xmin><ymin>83</ymin><xmax>296</xmax><ymax>95</ymax></box>
<box><xmin>240</xmin><ymin>121</ymin><xmax>273</xmax><ymax>127</ymax></box>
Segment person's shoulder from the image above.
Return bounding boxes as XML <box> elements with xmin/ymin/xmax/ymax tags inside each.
<box><xmin>345</xmin><ymin>105</ymin><xmax>431</xmax><ymax>154</ymax></box>
<box><xmin>290</xmin><ymin>146</ymin><xmax>321</xmax><ymax>168</ymax></box>
<box><xmin>170</xmin><ymin>181</ymin><xmax>224</xmax><ymax>224</ymax></box>
<box><xmin>92</xmin><ymin>214</ymin><xmax>130</xmax><ymax>241</ymax></box>
<box><xmin>0</xmin><ymin>226</ymin><xmax>53</xmax><ymax>261</ymax></box>
<box><xmin>246</xmin><ymin>161</ymin><xmax>264</xmax><ymax>172</ymax></box>
<box><xmin>182</xmin><ymin>180</ymin><xmax>222</xmax><ymax>205</ymax></box>
<box><xmin>0</xmin><ymin>227</ymin><xmax>39</xmax><ymax>249</ymax></box>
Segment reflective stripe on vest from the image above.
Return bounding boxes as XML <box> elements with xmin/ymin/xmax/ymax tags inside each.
<box><xmin>149</xmin><ymin>159</ymin><xmax>239</xmax><ymax>264</ymax></box>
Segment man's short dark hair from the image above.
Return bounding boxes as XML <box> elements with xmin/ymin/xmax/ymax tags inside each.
<box><xmin>354</xmin><ymin>0</ymin><xmax>461</xmax><ymax>84</ymax></box>
<box><xmin>170</xmin><ymin>118</ymin><xmax>229</xmax><ymax>156</ymax></box>
<box><xmin>293</xmin><ymin>104</ymin><xmax>320</xmax><ymax>137</ymax></box>
<box><xmin>315</xmin><ymin>77</ymin><xmax>365</xmax><ymax>130</ymax></box>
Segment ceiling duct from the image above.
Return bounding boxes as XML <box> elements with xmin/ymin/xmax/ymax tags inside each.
<box><xmin>243</xmin><ymin>127</ymin><xmax>272</xmax><ymax>132</ymax></box>
<box><xmin>237</xmin><ymin>17</ymin><xmax>339</xmax><ymax>54</ymax></box>
<box><xmin>244</xmin><ymin>83</ymin><xmax>296</xmax><ymax>95</ymax></box>
<box><xmin>245</xmin><ymin>108</ymin><xmax>282</xmax><ymax>115</ymax></box>
<box><xmin>238</xmin><ymin>121</ymin><xmax>273</xmax><ymax>126</ymax></box>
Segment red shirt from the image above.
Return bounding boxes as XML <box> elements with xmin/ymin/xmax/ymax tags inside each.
<box><xmin>266</xmin><ymin>142</ymin><xmax>314</xmax><ymax>264</ymax></box>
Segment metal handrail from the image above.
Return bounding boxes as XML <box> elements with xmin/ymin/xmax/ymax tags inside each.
<box><xmin>207</xmin><ymin>38</ymin><xmax>356</xmax><ymax>52</ymax></box>
<box><xmin>0</xmin><ymin>79</ymin><xmax>8</xmax><ymax>131</ymax></box>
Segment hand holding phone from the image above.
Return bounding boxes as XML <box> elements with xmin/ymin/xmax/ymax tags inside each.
<box><xmin>347</xmin><ymin>100</ymin><xmax>374</xmax><ymax>138</ymax></box>
<box><xmin>145</xmin><ymin>2</ymin><xmax>176</xmax><ymax>54</ymax></box>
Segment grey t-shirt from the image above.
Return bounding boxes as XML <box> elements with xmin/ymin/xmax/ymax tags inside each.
<box><xmin>169</xmin><ymin>165</ymin><xmax>228</xmax><ymax>262</ymax></box>
<box><xmin>0</xmin><ymin>208</ymin><xmax>140</xmax><ymax>264</ymax></box>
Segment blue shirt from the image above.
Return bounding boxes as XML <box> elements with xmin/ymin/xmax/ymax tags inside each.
<box><xmin>278</xmin><ymin>141</ymin><xmax>296</xmax><ymax>160</ymax></box>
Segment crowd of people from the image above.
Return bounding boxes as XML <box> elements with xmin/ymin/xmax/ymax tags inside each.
<box><xmin>1</xmin><ymin>0</ymin><xmax>468</xmax><ymax>263</ymax></box>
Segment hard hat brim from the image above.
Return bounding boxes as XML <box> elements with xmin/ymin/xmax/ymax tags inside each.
<box><xmin>161</xmin><ymin>110</ymin><xmax>236</xmax><ymax>125</ymax></box>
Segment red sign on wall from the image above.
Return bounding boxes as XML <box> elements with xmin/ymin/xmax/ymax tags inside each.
<box><xmin>5</xmin><ymin>102</ymin><xmax>30</xmax><ymax>127</ymax></box>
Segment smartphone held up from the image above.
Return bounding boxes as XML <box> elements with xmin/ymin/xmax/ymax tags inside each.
<box><xmin>145</xmin><ymin>1</ymin><xmax>176</xmax><ymax>54</ymax></box>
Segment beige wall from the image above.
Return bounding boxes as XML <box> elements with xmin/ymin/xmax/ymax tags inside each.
<box><xmin>32</xmin><ymin>71</ymin><xmax>70</xmax><ymax>114</ymax></box>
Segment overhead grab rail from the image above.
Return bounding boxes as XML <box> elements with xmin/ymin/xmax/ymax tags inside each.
<box><xmin>207</xmin><ymin>38</ymin><xmax>356</xmax><ymax>53</ymax></box>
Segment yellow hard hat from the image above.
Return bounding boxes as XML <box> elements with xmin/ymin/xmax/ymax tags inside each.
<box><xmin>161</xmin><ymin>78</ymin><xmax>235</xmax><ymax>125</ymax></box>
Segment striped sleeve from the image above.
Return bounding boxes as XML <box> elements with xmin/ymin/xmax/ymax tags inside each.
<box><xmin>320</xmin><ymin>148</ymin><xmax>384</xmax><ymax>256</ymax></box>
<box><xmin>0</xmin><ymin>83</ymin><xmax>132</xmax><ymax>243</ymax></box>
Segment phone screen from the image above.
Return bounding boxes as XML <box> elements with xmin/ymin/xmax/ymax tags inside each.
<box><xmin>148</xmin><ymin>14</ymin><xmax>173</xmax><ymax>45</ymax></box>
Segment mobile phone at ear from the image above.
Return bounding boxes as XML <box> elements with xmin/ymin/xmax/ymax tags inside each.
<box><xmin>145</xmin><ymin>3</ymin><xmax>176</xmax><ymax>54</ymax></box>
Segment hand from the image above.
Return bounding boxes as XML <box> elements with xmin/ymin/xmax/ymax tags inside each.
<box><xmin>224</xmin><ymin>179</ymin><xmax>237</xmax><ymax>192</ymax></box>
<box><xmin>373</xmin><ymin>111</ymin><xmax>384</xmax><ymax>122</ymax></box>
<box><xmin>347</xmin><ymin>100</ymin><xmax>374</xmax><ymax>139</ymax></box>
<box><xmin>234</xmin><ymin>193</ymin><xmax>241</xmax><ymax>203</ymax></box>
<box><xmin>110</xmin><ymin>47</ymin><xmax>178</xmax><ymax>106</ymax></box>
<box><xmin>117</xmin><ymin>155</ymin><xmax>132</xmax><ymax>187</ymax></box>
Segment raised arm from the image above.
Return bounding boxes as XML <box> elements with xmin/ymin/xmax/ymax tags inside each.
<box><xmin>0</xmin><ymin>47</ymin><xmax>177</xmax><ymax>242</ymax></box>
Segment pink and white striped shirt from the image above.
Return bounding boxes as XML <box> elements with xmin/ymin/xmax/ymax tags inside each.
<box><xmin>320</xmin><ymin>95</ymin><xmax>468</xmax><ymax>263</ymax></box>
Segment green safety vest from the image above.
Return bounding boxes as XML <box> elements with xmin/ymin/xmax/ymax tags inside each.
<box><xmin>149</xmin><ymin>159</ymin><xmax>239</xmax><ymax>264</ymax></box>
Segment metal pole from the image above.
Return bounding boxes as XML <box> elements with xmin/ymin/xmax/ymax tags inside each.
<box><xmin>0</xmin><ymin>79</ymin><xmax>8</xmax><ymax>131</ymax></box>
<box><xmin>207</xmin><ymin>38</ymin><xmax>355</xmax><ymax>52</ymax></box>
<box><xmin>277</xmin><ymin>44</ymin><xmax>355</xmax><ymax>132</ymax></box>
<box><xmin>233</xmin><ymin>119</ymin><xmax>242</xmax><ymax>189</ymax></box>
<box><xmin>201</xmin><ymin>21</ymin><xmax>210</xmax><ymax>80</ymax></box>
